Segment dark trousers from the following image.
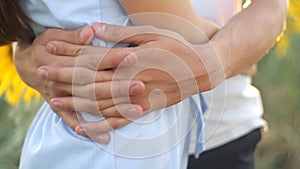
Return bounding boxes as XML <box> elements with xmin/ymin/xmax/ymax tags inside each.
<box><xmin>188</xmin><ymin>128</ymin><xmax>262</xmax><ymax>169</ymax></box>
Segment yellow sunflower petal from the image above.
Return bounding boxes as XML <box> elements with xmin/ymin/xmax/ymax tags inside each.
<box><xmin>0</xmin><ymin>44</ymin><xmax>41</xmax><ymax>106</ymax></box>
<box><xmin>275</xmin><ymin>0</ymin><xmax>300</xmax><ymax>56</ymax></box>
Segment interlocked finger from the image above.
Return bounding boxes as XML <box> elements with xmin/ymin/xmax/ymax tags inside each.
<box><xmin>71</xmin><ymin>80</ymin><xmax>145</xmax><ymax>100</ymax></box>
<box><xmin>101</xmin><ymin>104</ymin><xmax>143</xmax><ymax>119</ymax></box>
<box><xmin>51</xmin><ymin>109</ymin><xmax>80</xmax><ymax>131</ymax></box>
<box><xmin>50</xmin><ymin>96</ymin><xmax>136</xmax><ymax>116</ymax></box>
<box><xmin>38</xmin><ymin>66</ymin><xmax>114</xmax><ymax>85</ymax></box>
<box><xmin>81</xmin><ymin>117</ymin><xmax>131</xmax><ymax>142</ymax></box>
<box><xmin>93</xmin><ymin>21</ymin><xmax>187</xmax><ymax>45</ymax></box>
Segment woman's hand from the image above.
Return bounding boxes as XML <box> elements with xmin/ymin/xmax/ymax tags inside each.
<box><xmin>14</xmin><ymin>26</ymin><xmax>94</xmax><ymax>129</ymax></box>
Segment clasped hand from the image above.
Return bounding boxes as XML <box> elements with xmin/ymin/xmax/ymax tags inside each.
<box><xmin>14</xmin><ymin>23</ymin><xmax>223</xmax><ymax>144</ymax></box>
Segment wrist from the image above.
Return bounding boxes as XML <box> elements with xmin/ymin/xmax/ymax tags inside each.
<box><xmin>190</xmin><ymin>43</ymin><xmax>226</xmax><ymax>93</ymax></box>
<box><xmin>209</xmin><ymin>35</ymin><xmax>235</xmax><ymax>79</ymax></box>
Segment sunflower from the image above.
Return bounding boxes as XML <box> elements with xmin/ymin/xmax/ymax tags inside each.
<box><xmin>276</xmin><ymin>0</ymin><xmax>300</xmax><ymax>56</ymax></box>
<box><xmin>0</xmin><ymin>44</ymin><xmax>40</xmax><ymax>106</ymax></box>
<box><xmin>288</xmin><ymin>0</ymin><xmax>300</xmax><ymax>34</ymax></box>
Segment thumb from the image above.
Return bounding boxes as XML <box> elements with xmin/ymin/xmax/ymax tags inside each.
<box><xmin>92</xmin><ymin>22</ymin><xmax>159</xmax><ymax>45</ymax></box>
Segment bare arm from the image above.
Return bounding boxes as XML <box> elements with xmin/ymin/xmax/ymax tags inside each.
<box><xmin>116</xmin><ymin>0</ymin><xmax>287</xmax><ymax>87</ymax></box>
<box><xmin>119</xmin><ymin>0</ymin><xmax>286</xmax><ymax>77</ymax></box>
<box><xmin>119</xmin><ymin>0</ymin><xmax>219</xmax><ymax>43</ymax></box>
<box><xmin>210</xmin><ymin>0</ymin><xmax>287</xmax><ymax>78</ymax></box>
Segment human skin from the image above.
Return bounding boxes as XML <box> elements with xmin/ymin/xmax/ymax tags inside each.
<box><xmin>14</xmin><ymin>26</ymin><xmax>145</xmax><ymax>130</ymax></box>
<box><xmin>15</xmin><ymin>0</ymin><xmax>219</xmax><ymax>143</ymax></box>
<box><xmin>14</xmin><ymin>0</ymin><xmax>287</xmax><ymax>142</ymax></box>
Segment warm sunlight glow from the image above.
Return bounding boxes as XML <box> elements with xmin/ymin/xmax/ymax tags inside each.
<box><xmin>242</xmin><ymin>0</ymin><xmax>252</xmax><ymax>8</ymax></box>
<box><xmin>275</xmin><ymin>0</ymin><xmax>300</xmax><ymax>56</ymax></box>
<box><xmin>0</xmin><ymin>45</ymin><xmax>40</xmax><ymax>106</ymax></box>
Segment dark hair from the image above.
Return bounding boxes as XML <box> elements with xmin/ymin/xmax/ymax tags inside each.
<box><xmin>0</xmin><ymin>0</ymin><xmax>34</xmax><ymax>45</ymax></box>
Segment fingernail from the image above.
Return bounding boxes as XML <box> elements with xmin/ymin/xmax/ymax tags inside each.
<box><xmin>95</xmin><ymin>134</ymin><xmax>109</xmax><ymax>144</ymax></box>
<box><xmin>52</xmin><ymin>100</ymin><xmax>62</xmax><ymax>109</ymax></box>
<box><xmin>75</xmin><ymin>126</ymin><xmax>87</xmax><ymax>136</ymax></box>
<box><xmin>124</xmin><ymin>53</ymin><xmax>137</xmax><ymax>65</ymax></box>
<box><xmin>130</xmin><ymin>83</ymin><xmax>143</xmax><ymax>95</ymax></box>
<box><xmin>80</xmin><ymin>27</ymin><xmax>87</xmax><ymax>42</ymax></box>
<box><xmin>47</xmin><ymin>42</ymin><xmax>57</xmax><ymax>53</ymax></box>
<box><xmin>93</xmin><ymin>23</ymin><xmax>106</xmax><ymax>34</ymax></box>
<box><xmin>38</xmin><ymin>67</ymin><xmax>48</xmax><ymax>78</ymax></box>
<box><xmin>127</xmin><ymin>107</ymin><xmax>142</xmax><ymax>118</ymax></box>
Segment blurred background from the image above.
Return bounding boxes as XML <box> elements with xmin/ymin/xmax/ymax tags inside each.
<box><xmin>0</xmin><ymin>0</ymin><xmax>299</xmax><ymax>169</ymax></box>
<box><xmin>254</xmin><ymin>0</ymin><xmax>300</xmax><ymax>168</ymax></box>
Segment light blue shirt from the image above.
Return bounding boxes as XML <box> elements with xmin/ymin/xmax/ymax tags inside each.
<box><xmin>19</xmin><ymin>1</ymin><xmax>205</xmax><ymax>169</ymax></box>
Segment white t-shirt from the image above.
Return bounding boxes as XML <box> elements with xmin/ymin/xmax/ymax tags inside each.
<box><xmin>189</xmin><ymin>0</ymin><xmax>265</xmax><ymax>152</ymax></box>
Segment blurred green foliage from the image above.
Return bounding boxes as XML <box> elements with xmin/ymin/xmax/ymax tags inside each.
<box><xmin>0</xmin><ymin>99</ymin><xmax>41</xmax><ymax>169</ymax></box>
<box><xmin>254</xmin><ymin>35</ymin><xmax>300</xmax><ymax>169</ymax></box>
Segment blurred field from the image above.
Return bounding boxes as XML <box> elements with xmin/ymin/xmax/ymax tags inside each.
<box><xmin>254</xmin><ymin>2</ymin><xmax>300</xmax><ymax>167</ymax></box>
<box><xmin>0</xmin><ymin>100</ymin><xmax>41</xmax><ymax>169</ymax></box>
<box><xmin>254</xmin><ymin>35</ymin><xmax>300</xmax><ymax>169</ymax></box>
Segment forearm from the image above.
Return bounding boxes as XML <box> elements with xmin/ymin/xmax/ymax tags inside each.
<box><xmin>211</xmin><ymin>0</ymin><xmax>287</xmax><ymax>78</ymax></box>
<box><xmin>118</xmin><ymin>0</ymin><xmax>219</xmax><ymax>43</ymax></box>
